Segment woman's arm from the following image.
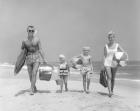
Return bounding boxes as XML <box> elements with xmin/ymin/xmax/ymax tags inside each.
<box><xmin>117</xmin><ymin>44</ymin><xmax>124</xmax><ymax>52</ymax></box>
<box><xmin>38</xmin><ymin>39</ymin><xmax>46</xmax><ymax>62</ymax></box>
<box><xmin>117</xmin><ymin>44</ymin><xmax>128</xmax><ymax>61</ymax></box>
<box><xmin>102</xmin><ymin>46</ymin><xmax>107</xmax><ymax>68</ymax></box>
<box><xmin>104</xmin><ymin>46</ymin><xmax>107</xmax><ymax>58</ymax></box>
<box><xmin>21</xmin><ymin>41</ymin><xmax>25</xmax><ymax>50</ymax></box>
<box><xmin>21</xmin><ymin>40</ymin><xmax>28</xmax><ymax>54</ymax></box>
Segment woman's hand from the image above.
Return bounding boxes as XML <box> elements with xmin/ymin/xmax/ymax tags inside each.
<box><xmin>40</xmin><ymin>58</ymin><xmax>47</xmax><ymax>65</ymax></box>
<box><xmin>43</xmin><ymin>58</ymin><xmax>47</xmax><ymax>64</ymax></box>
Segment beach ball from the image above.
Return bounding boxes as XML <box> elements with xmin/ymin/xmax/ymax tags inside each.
<box><xmin>70</xmin><ymin>57</ymin><xmax>82</xmax><ymax>69</ymax></box>
<box><xmin>113</xmin><ymin>52</ymin><xmax>128</xmax><ymax>67</ymax></box>
<box><xmin>114</xmin><ymin>52</ymin><xmax>128</xmax><ymax>61</ymax></box>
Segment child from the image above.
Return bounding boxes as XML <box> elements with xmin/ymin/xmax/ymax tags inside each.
<box><xmin>79</xmin><ymin>46</ymin><xmax>93</xmax><ymax>93</ymax></box>
<box><xmin>58</xmin><ymin>54</ymin><xmax>70</xmax><ymax>93</ymax></box>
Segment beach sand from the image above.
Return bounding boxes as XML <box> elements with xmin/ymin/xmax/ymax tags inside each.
<box><xmin>0</xmin><ymin>67</ymin><xmax>140</xmax><ymax>111</ymax></box>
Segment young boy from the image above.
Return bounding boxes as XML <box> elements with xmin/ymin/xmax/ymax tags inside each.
<box><xmin>58</xmin><ymin>54</ymin><xmax>70</xmax><ymax>93</ymax></box>
<box><xmin>79</xmin><ymin>47</ymin><xmax>93</xmax><ymax>93</ymax></box>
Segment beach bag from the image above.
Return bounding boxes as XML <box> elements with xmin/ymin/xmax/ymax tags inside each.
<box><xmin>99</xmin><ymin>68</ymin><xmax>108</xmax><ymax>87</ymax></box>
<box><xmin>39</xmin><ymin>64</ymin><xmax>53</xmax><ymax>81</ymax></box>
<box><xmin>14</xmin><ymin>49</ymin><xmax>27</xmax><ymax>75</ymax></box>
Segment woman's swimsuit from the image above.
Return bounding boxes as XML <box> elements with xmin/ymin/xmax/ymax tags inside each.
<box><xmin>21</xmin><ymin>40</ymin><xmax>41</xmax><ymax>65</ymax></box>
<box><xmin>104</xmin><ymin>43</ymin><xmax>119</xmax><ymax>67</ymax></box>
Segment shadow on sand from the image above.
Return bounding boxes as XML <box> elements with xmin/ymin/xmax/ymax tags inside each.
<box><xmin>55</xmin><ymin>89</ymin><xmax>84</xmax><ymax>93</ymax></box>
<box><xmin>97</xmin><ymin>91</ymin><xmax>109</xmax><ymax>97</ymax></box>
<box><xmin>97</xmin><ymin>91</ymin><xmax>123</xmax><ymax>98</ymax></box>
<box><xmin>14</xmin><ymin>89</ymin><xmax>30</xmax><ymax>96</ymax></box>
<box><xmin>69</xmin><ymin>89</ymin><xmax>84</xmax><ymax>93</ymax></box>
<box><xmin>37</xmin><ymin>90</ymin><xmax>51</xmax><ymax>94</ymax></box>
<box><xmin>15</xmin><ymin>89</ymin><xmax>51</xmax><ymax>96</ymax></box>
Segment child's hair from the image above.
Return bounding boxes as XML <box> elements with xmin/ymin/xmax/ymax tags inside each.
<box><xmin>59</xmin><ymin>54</ymin><xmax>66</xmax><ymax>59</ymax></box>
<box><xmin>82</xmin><ymin>46</ymin><xmax>91</xmax><ymax>51</ymax></box>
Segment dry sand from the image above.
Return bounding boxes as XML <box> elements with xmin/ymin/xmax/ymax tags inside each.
<box><xmin>0</xmin><ymin>79</ymin><xmax>140</xmax><ymax>111</ymax></box>
<box><xmin>0</xmin><ymin>67</ymin><xmax>140</xmax><ymax>111</ymax></box>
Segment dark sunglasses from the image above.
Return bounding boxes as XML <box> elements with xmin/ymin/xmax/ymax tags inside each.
<box><xmin>28</xmin><ymin>30</ymin><xmax>34</xmax><ymax>32</ymax></box>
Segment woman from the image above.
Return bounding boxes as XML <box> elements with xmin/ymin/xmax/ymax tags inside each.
<box><xmin>104</xmin><ymin>31</ymin><xmax>124</xmax><ymax>97</ymax></box>
<box><xmin>21</xmin><ymin>25</ymin><xmax>46</xmax><ymax>95</ymax></box>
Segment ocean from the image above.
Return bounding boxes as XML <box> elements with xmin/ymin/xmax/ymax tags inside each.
<box><xmin>93</xmin><ymin>61</ymin><xmax>140</xmax><ymax>80</ymax></box>
<box><xmin>0</xmin><ymin>61</ymin><xmax>140</xmax><ymax>81</ymax></box>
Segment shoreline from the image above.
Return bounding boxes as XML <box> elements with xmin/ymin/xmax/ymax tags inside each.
<box><xmin>0</xmin><ymin>67</ymin><xmax>140</xmax><ymax>80</ymax></box>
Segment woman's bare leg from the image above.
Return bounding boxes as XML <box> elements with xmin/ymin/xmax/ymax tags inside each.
<box><xmin>105</xmin><ymin>67</ymin><xmax>112</xmax><ymax>97</ymax></box>
<box><xmin>27</xmin><ymin>64</ymin><xmax>33</xmax><ymax>90</ymax></box>
<box><xmin>31</xmin><ymin>62</ymin><xmax>40</xmax><ymax>94</ymax></box>
<box><xmin>111</xmin><ymin>67</ymin><xmax>118</xmax><ymax>93</ymax></box>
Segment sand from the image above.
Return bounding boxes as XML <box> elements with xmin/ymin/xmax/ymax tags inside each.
<box><xmin>0</xmin><ymin>79</ymin><xmax>140</xmax><ymax>111</ymax></box>
<box><xmin>0</xmin><ymin>67</ymin><xmax>140</xmax><ymax>111</ymax></box>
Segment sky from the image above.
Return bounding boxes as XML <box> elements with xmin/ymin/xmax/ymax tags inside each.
<box><xmin>0</xmin><ymin>0</ymin><xmax>140</xmax><ymax>63</ymax></box>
